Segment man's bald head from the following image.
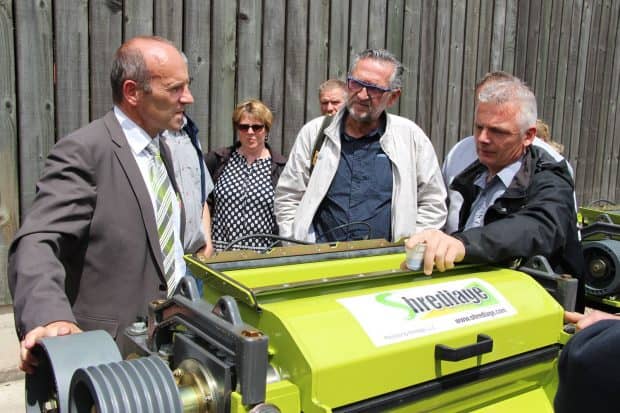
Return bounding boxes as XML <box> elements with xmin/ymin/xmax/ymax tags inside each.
<box><xmin>110</xmin><ymin>36</ymin><xmax>180</xmax><ymax>104</ymax></box>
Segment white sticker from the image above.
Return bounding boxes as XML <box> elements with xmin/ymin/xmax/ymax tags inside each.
<box><xmin>337</xmin><ymin>278</ymin><xmax>517</xmax><ymax>347</ymax></box>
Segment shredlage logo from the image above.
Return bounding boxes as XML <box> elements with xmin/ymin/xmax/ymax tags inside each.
<box><xmin>375</xmin><ymin>292</ymin><xmax>417</xmax><ymax>320</ymax></box>
<box><xmin>338</xmin><ymin>278</ymin><xmax>517</xmax><ymax>347</ymax></box>
<box><xmin>375</xmin><ymin>282</ymin><xmax>498</xmax><ymax>321</ymax></box>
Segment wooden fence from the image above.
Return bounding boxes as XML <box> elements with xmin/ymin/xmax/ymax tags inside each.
<box><xmin>1</xmin><ymin>0</ymin><xmax>619</xmax><ymax>304</ymax></box>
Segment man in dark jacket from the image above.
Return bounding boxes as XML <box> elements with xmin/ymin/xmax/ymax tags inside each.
<box><xmin>554</xmin><ymin>310</ymin><xmax>620</xmax><ymax>412</ymax></box>
<box><xmin>405</xmin><ymin>76</ymin><xmax>584</xmax><ymax>310</ymax></box>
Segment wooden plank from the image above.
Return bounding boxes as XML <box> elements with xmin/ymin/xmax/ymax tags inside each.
<box><xmin>261</xmin><ymin>0</ymin><xmax>286</xmax><ymax>152</ymax></box>
<box><xmin>183</xmin><ymin>0</ymin><xmax>211</xmax><ymax>149</ymax></box>
<box><xmin>459</xmin><ymin>0</ymin><xmax>480</xmax><ymax>138</ymax></box>
<box><xmin>571</xmin><ymin>0</ymin><xmax>593</xmax><ymax>203</ymax></box>
<box><xmin>387</xmin><ymin>0</ymin><xmax>405</xmax><ymax>113</ymax></box>
<box><xmin>542</xmin><ymin>0</ymin><xmax>563</xmax><ymax>125</ymax></box>
<box><xmin>210</xmin><ymin>0</ymin><xmax>237</xmax><ymax>149</ymax></box>
<box><xmin>368</xmin><ymin>0</ymin><xmax>387</xmax><ymax>49</ymax></box>
<box><xmin>237</xmin><ymin>0</ymin><xmax>262</xmax><ymax>102</ymax></box>
<box><xmin>305</xmin><ymin>0</ymin><xmax>330</xmax><ymax>121</ymax></box>
<box><xmin>124</xmin><ymin>0</ymin><xmax>154</xmax><ymax>38</ymax></box>
<box><xmin>563</xmin><ymin>0</ymin><xmax>584</xmax><ymax>165</ymax></box>
<box><xmin>590</xmin><ymin>0</ymin><xmax>614</xmax><ymax>202</ymax></box>
<box><xmin>329</xmin><ymin>0</ymin><xmax>350</xmax><ymax>79</ymax></box>
<box><xmin>600</xmin><ymin>0</ymin><xmax>620</xmax><ymax>201</ymax></box>
<box><xmin>154</xmin><ymin>0</ymin><xmax>183</xmax><ymax>49</ymax></box>
<box><xmin>348</xmin><ymin>0</ymin><xmax>369</xmax><ymax>69</ymax></box>
<box><xmin>577</xmin><ymin>0</ymin><xmax>603</xmax><ymax>204</ymax></box>
<box><xmin>15</xmin><ymin>0</ymin><xmax>55</xmax><ymax>213</ymax></box>
<box><xmin>445</xmin><ymin>0</ymin><xmax>466</xmax><ymax>154</ymax></box>
<box><xmin>417</xmin><ymin>0</ymin><xmax>436</xmax><ymax>133</ymax></box>
<box><xmin>431</xmin><ymin>0</ymin><xmax>450</xmax><ymax>157</ymax></box>
<box><xmin>502</xmin><ymin>0</ymin><xmax>519</xmax><ymax>73</ymax></box>
<box><xmin>490</xmin><ymin>0</ymin><xmax>506</xmax><ymax>71</ymax></box>
<box><xmin>605</xmin><ymin>2</ymin><xmax>620</xmax><ymax>201</ymax></box>
<box><xmin>54</xmin><ymin>0</ymin><xmax>89</xmax><ymax>138</ymax></box>
<box><xmin>514</xmin><ymin>0</ymin><xmax>530</xmax><ymax>79</ymax></box>
<box><xmin>476</xmin><ymin>0</ymin><xmax>493</xmax><ymax>82</ymax></box>
<box><xmin>283</xmin><ymin>0</ymin><xmax>309</xmax><ymax>155</ymax></box>
<box><xmin>552</xmin><ymin>0</ymin><xmax>574</xmax><ymax>144</ymax></box>
<box><xmin>524</xmin><ymin>0</ymin><xmax>542</xmax><ymax>88</ymax></box>
<box><xmin>534</xmin><ymin>0</ymin><xmax>553</xmax><ymax>117</ymax></box>
<box><xmin>387</xmin><ymin>0</ymin><xmax>405</xmax><ymax>59</ymax></box>
<box><xmin>400</xmin><ymin>0</ymin><xmax>422</xmax><ymax>122</ymax></box>
<box><xmin>89</xmin><ymin>0</ymin><xmax>123</xmax><ymax>120</ymax></box>
<box><xmin>0</xmin><ymin>0</ymin><xmax>18</xmax><ymax>305</ymax></box>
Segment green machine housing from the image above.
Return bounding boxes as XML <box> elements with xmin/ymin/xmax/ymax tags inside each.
<box><xmin>181</xmin><ymin>241</ymin><xmax>567</xmax><ymax>412</ymax></box>
<box><xmin>27</xmin><ymin>241</ymin><xmax>573</xmax><ymax>413</ymax></box>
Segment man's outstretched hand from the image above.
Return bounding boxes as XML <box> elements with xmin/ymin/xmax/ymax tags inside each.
<box><xmin>403</xmin><ymin>229</ymin><xmax>466</xmax><ymax>275</ymax></box>
<box><xmin>19</xmin><ymin>321</ymin><xmax>82</xmax><ymax>374</ymax></box>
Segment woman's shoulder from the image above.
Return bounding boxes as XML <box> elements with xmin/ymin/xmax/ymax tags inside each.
<box><xmin>266</xmin><ymin>144</ymin><xmax>288</xmax><ymax>165</ymax></box>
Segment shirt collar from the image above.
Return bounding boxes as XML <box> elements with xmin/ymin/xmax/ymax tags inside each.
<box><xmin>114</xmin><ymin>106</ymin><xmax>159</xmax><ymax>155</ymax></box>
<box><xmin>341</xmin><ymin>111</ymin><xmax>386</xmax><ymax>141</ymax></box>
<box><xmin>475</xmin><ymin>157</ymin><xmax>523</xmax><ymax>189</ymax></box>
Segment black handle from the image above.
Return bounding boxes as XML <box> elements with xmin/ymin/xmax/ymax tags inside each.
<box><xmin>435</xmin><ymin>334</ymin><xmax>493</xmax><ymax>362</ymax></box>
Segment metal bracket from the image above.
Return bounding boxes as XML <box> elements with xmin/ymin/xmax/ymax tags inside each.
<box><xmin>519</xmin><ymin>255</ymin><xmax>579</xmax><ymax>311</ymax></box>
<box><xmin>144</xmin><ymin>281</ymin><xmax>269</xmax><ymax>406</ymax></box>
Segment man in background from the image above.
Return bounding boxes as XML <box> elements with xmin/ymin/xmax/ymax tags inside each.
<box><xmin>164</xmin><ymin>114</ymin><xmax>214</xmax><ymax>258</ymax></box>
<box><xmin>319</xmin><ymin>79</ymin><xmax>347</xmax><ymax>116</ymax></box>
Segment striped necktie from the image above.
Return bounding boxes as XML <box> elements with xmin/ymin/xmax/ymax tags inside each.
<box><xmin>145</xmin><ymin>141</ymin><xmax>177</xmax><ymax>294</ymax></box>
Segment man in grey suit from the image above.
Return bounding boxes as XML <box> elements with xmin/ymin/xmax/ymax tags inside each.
<box><xmin>8</xmin><ymin>36</ymin><xmax>195</xmax><ymax>373</ymax></box>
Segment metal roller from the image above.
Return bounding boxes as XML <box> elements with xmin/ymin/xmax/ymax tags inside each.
<box><xmin>583</xmin><ymin>239</ymin><xmax>620</xmax><ymax>297</ymax></box>
<box><xmin>69</xmin><ymin>356</ymin><xmax>183</xmax><ymax>413</ymax></box>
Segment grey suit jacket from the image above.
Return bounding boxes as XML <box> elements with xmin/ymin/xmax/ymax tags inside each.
<box><xmin>8</xmin><ymin>110</ymin><xmax>184</xmax><ymax>353</ymax></box>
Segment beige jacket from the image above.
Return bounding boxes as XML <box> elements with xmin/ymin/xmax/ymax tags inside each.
<box><xmin>274</xmin><ymin>111</ymin><xmax>447</xmax><ymax>242</ymax></box>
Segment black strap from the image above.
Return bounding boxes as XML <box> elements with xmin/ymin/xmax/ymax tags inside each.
<box><xmin>309</xmin><ymin>116</ymin><xmax>333</xmax><ymax>176</ymax></box>
<box><xmin>183</xmin><ymin>116</ymin><xmax>207</xmax><ymax>204</ymax></box>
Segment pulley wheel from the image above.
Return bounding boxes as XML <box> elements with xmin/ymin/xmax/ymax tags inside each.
<box><xmin>25</xmin><ymin>330</ymin><xmax>122</xmax><ymax>413</ymax></box>
<box><xmin>69</xmin><ymin>356</ymin><xmax>182</xmax><ymax>413</ymax></box>
<box><xmin>583</xmin><ymin>239</ymin><xmax>620</xmax><ymax>297</ymax></box>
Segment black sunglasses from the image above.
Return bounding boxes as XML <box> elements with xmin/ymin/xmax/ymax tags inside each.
<box><xmin>347</xmin><ymin>76</ymin><xmax>393</xmax><ymax>98</ymax></box>
<box><xmin>237</xmin><ymin>123</ymin><xmax>265</xmax><ymax>132</ymax></box>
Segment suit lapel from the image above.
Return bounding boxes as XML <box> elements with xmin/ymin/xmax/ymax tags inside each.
<box><xmin>103</xmin><ymin>111</ymin><xmax>167</xmax><ymax>283</ymax></box>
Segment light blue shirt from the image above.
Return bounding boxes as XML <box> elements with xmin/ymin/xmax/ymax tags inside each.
<box><xmin>464</xmin><ymin>159</ymin><xmax>522</xmax><ymax>230</ymax></box>
<box><xmin>163</xmin><ymin>118</ymin><xmax>214</xmax><ymax>253</ymax></box>
<box><xmin>113</xmin><ymin>106</ymin><xmax>186</xmax><ymax>293</ymax></box>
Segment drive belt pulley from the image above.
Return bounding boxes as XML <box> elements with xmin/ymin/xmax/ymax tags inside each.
<box><xmin>583</xmin><ymin>239</ymin><xmax>620</xmax><ymax>296</ymax></box>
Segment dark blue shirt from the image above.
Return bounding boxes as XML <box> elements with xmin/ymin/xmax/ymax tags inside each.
<box><xmin>313</xmin><ymin>114</ymin><xmax>393</xmax><ymax>241</ymax></box>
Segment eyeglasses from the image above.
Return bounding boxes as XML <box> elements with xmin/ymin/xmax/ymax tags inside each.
<box><xmin>347</xmin><ymin>76</ymin><xmax>393</xmax><ymax>98</ymax></box>
<box><xmin>237</xmin><ymin>123</ymin><xmax>265</xmax><ymax>132</ymax></box>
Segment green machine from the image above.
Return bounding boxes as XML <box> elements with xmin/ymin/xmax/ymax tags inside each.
<box><xmin>579</xmin><ymin>203</ymin><xmax>620</xmax><ymax>311</ymax></box>
<box><xmin>26</xmin><ymin>241</ymin><xmax>574</xmax><ymax>412</ymax></box>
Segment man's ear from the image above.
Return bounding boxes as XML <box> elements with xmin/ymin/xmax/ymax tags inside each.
<box><xmin>123</xmin><ymin>80</ymin><xmax>140</xmax><ymax>107</ymax></box>
<box><xmin>524</xmin><ymin>126</ymin><xmax>536</xmax><ymax>146</ymax></box>
<box><xmin>386</xmin><ymin>89</ymin><xmax>401</xmax><ymax>107</ymax></box>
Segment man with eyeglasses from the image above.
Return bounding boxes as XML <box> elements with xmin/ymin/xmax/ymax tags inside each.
<box><xmin>275</xmin><ymin>49</ymin><xmax>447</xmax><ymax>243</ymax></box>
<box><xmin>403</xmin><ymin>77</ymin><xmax>584</xmax><ymax>310</ymax></box>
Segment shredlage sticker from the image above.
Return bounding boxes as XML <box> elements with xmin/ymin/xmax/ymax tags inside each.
<box><xmin>337</xmin><ymin>278</ymin><xmax>517</xmax><ymax>347</ymax></box>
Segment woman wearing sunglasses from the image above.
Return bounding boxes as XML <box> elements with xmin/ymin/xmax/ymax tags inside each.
<box><xmin>205</xmin><ymin>99</ymin><xmax>287</xmax><ymax>252</ymax></box>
